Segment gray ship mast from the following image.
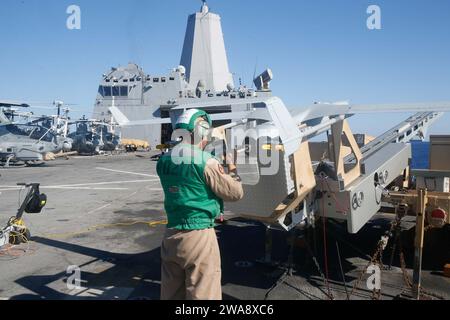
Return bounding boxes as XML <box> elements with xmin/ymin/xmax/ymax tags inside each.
<box><xmin>93</xmin><ymin>1</ymin><xmax>243</xmax><ymax>147</ymax></box>
<box><xmin>180</xmin><ymin>0</ymin><xmax>234</xmax><ymax>92</ymax></box>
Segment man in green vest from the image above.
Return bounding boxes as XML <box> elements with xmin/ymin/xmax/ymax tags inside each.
<box><xmin>157</xmin><ymin>109</ymin><xmax>243</xmax><ymax>300</ymax></box>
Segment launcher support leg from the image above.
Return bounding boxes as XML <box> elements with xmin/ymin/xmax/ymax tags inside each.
<box><xmin>287</xmin><ymin>231</ymin><xmax>296</xmax><ymax>276</ymax></box>
<box><xmin>264</xmin><ymin>226</ymin><xmax>273</xmax><ymax>265</ymax></box>
<box><xmin>413</xmin><ymin>189</ymin><xmax>427</xmax><ymax>300</ymax></box>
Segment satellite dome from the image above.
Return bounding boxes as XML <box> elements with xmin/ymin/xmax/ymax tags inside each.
<box><xmin>176</xmin><ymin>65</ymin><xmax>186</xmax><ymax>75</ymax></box>
<box><xmin>197</xmin><ymin>80</ymin><xmax>206</xmax><ymax>88</ymax></box>
<box><xmin>201</xmin><ymin>1</ymin><xmax>209</xmax><ymax>14</ymax></box>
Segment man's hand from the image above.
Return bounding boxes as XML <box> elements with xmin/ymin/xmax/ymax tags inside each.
<box><xmin>225</xmin><ymin>150</ymin><xmax>238</xmax><ymax>173</ymax></box>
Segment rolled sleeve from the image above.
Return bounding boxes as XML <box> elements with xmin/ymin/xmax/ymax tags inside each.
<box><xmin>204</xmin><ymin>158</ymin><xmax>244</xmax><ymax>202</ymax></box>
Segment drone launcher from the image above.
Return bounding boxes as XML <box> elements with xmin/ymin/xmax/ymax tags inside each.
<box><xmin>224</xmin><ymin>98</ymin><xmax>441</xmax><ymax>233</ymax></box>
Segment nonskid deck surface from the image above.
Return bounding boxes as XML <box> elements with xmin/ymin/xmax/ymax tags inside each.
<box><xmin>0</xmin><ymin>153</ymin><xmax>448</xmax><ymax>300</ymax></box>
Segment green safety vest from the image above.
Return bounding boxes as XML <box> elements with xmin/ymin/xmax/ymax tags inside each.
<box><xmin>156</xmin><ymin>144</ymin><xmax>224</xmax><ymax>230</ymax></box>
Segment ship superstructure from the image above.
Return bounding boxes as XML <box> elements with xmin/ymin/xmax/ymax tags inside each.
<box><xmin>93</xmin><ymin>1</ymin><xmax>270</xmax><ymax>147</ymax></box>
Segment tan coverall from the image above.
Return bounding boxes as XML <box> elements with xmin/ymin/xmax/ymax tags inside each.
<box><xmin>160</xmin><ymin>158</ymin><xmax>244</xmax><ymax>300</ymax></box>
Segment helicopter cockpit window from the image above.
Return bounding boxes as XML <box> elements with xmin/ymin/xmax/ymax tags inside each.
<box><xmin>6</xmin><ymin>124</ymin><xmax>30</xmax><ymax>136</ymax></box>
<box><xmin>30</xmin><ymin>128</ymin><xmax>52</xmax><ymax>142</ymax></box>
<box><xmin>6</xmin><ymin>124</ymin><xmax>53</xmax><ymax>142</ymax></box>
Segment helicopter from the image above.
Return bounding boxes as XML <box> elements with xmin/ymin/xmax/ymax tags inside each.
<box><xmin>0</xmin><ymin>101</ymin><xmax>32</xmax><ymax>124</ymax></box>
<box><xmin>0</xmin><ymin>103</ymin><xmax>34</xmax><ymax>123</ymax></box>
<box><xmin>27</xmin><ymin>101</ymin><xmax>73</xmax><ymax>149</ymax></box>
<box><xmin>68</xmin><ymin>117</ymin><xmax>121</xmax><ymax>155</ymax></box>
<box><xmin>0</xmin><ymin>101</ymin><xmax>73</xmax><ymax>167</ymax></box>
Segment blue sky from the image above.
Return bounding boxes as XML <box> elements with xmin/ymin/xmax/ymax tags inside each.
<box><xmin>1</xmin><ymin>0</ymin><xmax>449</xmax><ymax>138</ymax></box>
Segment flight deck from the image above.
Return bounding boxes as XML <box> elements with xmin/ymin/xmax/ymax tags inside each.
<box><xmin>0</xmin><ymin>153</ymin><xmax>448</xmax><ymax>300</ymax></box>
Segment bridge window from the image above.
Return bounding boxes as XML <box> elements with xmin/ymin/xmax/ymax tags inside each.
<box><xmin>120</xmin><ymin>86</ymin><xmax>128</xmax><ymax>97</ymax></box>
<box><xmin>103</xmin><ymin>86</ymin><xmax>112</xmax><ymax>97</ymax></box>
<box><xmin>100</xmin><ymin>85</ymin><xmax>128</xmax><ymax>97</ymax></box>
<box><xmin>112</xmin><ymin>86</ymin><xmax>120</xmax><ymax>96</ymax></box>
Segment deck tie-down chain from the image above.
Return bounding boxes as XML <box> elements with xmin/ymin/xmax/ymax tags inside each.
<box><xmin>349</xmin><ymin>204</ymin><xmax>444</xmax><ymax>300</ymax></box>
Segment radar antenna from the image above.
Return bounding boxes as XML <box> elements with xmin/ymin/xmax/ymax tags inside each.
<box><xmin>200</xmin><ymin>0</ymin><xmax>209</xmax><ymax>14</ymax></box>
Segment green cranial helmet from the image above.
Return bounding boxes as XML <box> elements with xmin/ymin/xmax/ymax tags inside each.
<box><xmin>175</xmin><ymin>109</ymin><xmax>212</xmax><ymax>132</ymax></box>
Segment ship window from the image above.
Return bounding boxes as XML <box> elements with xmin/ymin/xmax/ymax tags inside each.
<box><xmin>169</xmin><ymin>77</ymin><xmax>175</xmax><ymax>81</ymax></box>
<box><xmin>105</xmin><ymin>79</ymin><xmax>111</xmax><ymax>83</ymax></box>
<box><xmin>130</xmin><ymin>78</ymin><xmax>135</xmax><ymax>82</ymax></box>
<box><xmin>153</xmin><ymin>78</ymin><xmax>159</xmax><ymax>83</ymax></box>
<box><xmin>98</xmin><ymin>86</ymin><xmax>104</xmax><ymax>96</ymax></box>
<box><xmin>103</xmin><ymin>86</ymin><xmax>112</xmax><ymax>96</ymax></box>
<box><xmin>120</xmin><ymin>86</ymin><xmax>128</xmax><ymax>97</ymax></box>
<box><xmin>137</xmin><ymin>77</ymin><xmax>142</xmax><ymax>81</ymax></box>
<box><xmin>161</xmin><ymin>77</ymin><xmax>166</xmax><ymax>83</ymax></box>
<box><xmin>123</xmin><ymin>79</ymin><xmax>128</xmax><ymax>83</ymax></box>
<box><xmin>112</xmin><ymin>86</ymin><xmax>120</xmax><ymax>96</ymax></box>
